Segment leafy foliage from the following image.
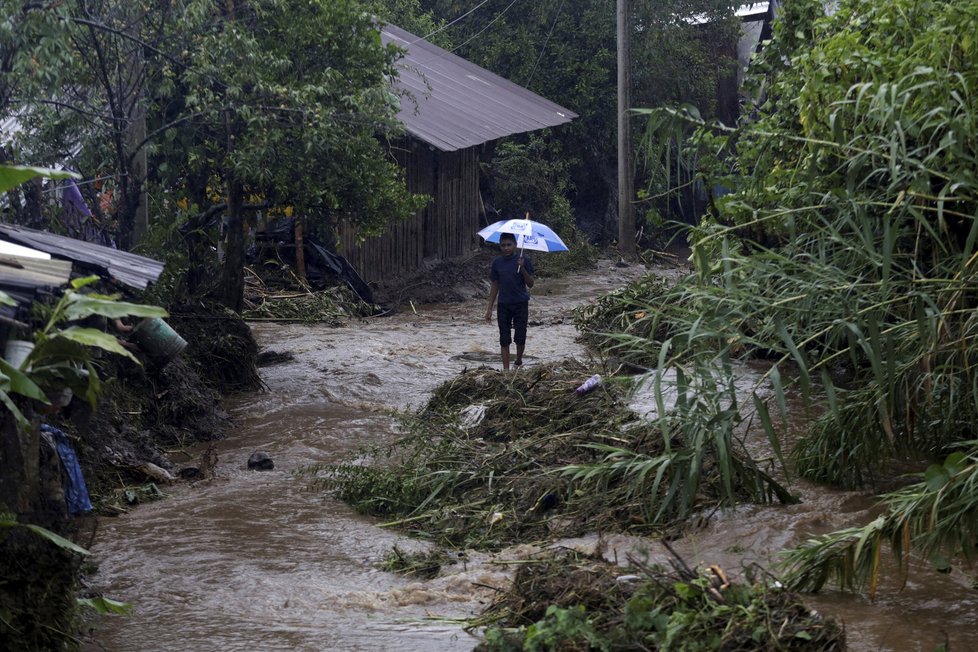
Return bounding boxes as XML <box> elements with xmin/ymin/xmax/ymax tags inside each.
<box><xmin>589</xmin><ymin>0</ymin><xmax>978</xmax><ymax>594</ymax></box>
<box><xmin>0</xmin><ymin>512</ymin><xmax>89</xmax><ymax>556</ymax></box>
<box><xmin>179</xmin><ymin>0</ymin><xmax>421</xmax><ymax>230</ymax></box>
<box><xmin>7</xmin><ymin>0</ymin><xmax>427</xmax><ymax>306</ymax></box>
<box><xmin>477</xmin><ymin>551</ymin><xmax>843</xmax><ymax>651</ymax></box>
<box><xmin>573</xmin><ymin>272</ymin><xmax>685</xmax><ymax>363</ymax></box>
<box><xmin>0</xmin><ymin>165</ymin><xmax>78</xmax><ymax>193</ymax></box>
<box><xmin>19</xmin><ymin>276</ymin><xmax>166</xmax><ymax>420</ymax></box>
<box><xmin>783</xmin><ymin>446</ymin><xmax>978</xmax><ymax>597</ymax></box>
<box><xmin>417</xmin><ymin>0</ymin><xmax>744</xmax><ymax>239</ymax></box>
<box><xmin>489</xmin><ymin>138</ymin><xmax>598</xmax><ymax>274</ymax></box>
<box><xmin>0</xmin><ymin>0</ymin><xmax>74</xmax><ymax>112</ymax></box>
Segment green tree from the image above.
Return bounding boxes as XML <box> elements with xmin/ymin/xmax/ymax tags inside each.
<box><xmin>0</xmin><ymin>0</ymin><xmax>74</xmax><ymax>115</ymax></box>
<box><xmin>7</xmin><ymin>0</ymin><xmax>425</xmax><ymax>309</ymax></box>
<box><xmin>0</xmin><ymin>0</ymin><xmax>76</xmax><ymax>228</ymax></box>
<box><xmin>5</xmin><ymin>0</ymin><xmax>188</xmax><ymax>248</ymax></box>
<box><xmin>365</xmin><ymin>0</ymin><xmax>443</xmax><ymax>44</ymax></box>
<box><xmin>174</xmin><ymin>0</ymin><xmax>423</xmax><ymax>310</ymax></box>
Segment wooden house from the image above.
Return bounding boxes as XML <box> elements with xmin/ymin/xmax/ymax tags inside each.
<box><xmin>338</xmin><ymin>24</ymin><xmax>577</xmax><ymax>284</ymax></box>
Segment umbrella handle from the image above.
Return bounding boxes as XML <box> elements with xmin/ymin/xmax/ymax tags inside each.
<box><xmin>518</xmin><ymin>244</ymin><xmax>524</xmax><ymax>273</ymax></box>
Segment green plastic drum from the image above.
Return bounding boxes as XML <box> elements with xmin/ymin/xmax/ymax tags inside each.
<box><xmin>131</xmin><ymin>318</ymin><xmax>188</xmax><ymax>363</ymax></box>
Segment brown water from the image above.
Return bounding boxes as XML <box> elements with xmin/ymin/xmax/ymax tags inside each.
<box><xmin>85</xmin><ymin>261</ymin><xmax>978</xmax><ymax>652</ymax></box>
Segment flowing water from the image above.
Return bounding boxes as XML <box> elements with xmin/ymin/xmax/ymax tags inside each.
<box><xmin>85</xmin><ymin>261</ymin><xmax>978</xmax><ymax>652</ymax></box>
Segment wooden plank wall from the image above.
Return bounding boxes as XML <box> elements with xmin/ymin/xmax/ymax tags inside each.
<box><xmin>340</xmin><ymin>141</ymin><xmax>481</xmax><ymax>284</ymax></box>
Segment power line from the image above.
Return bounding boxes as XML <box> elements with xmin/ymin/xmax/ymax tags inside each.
<box><xmin>447</xmin><ymin>0</ymin><xmax>521</xmax><ymax>55</ymax></box>
<box><xmin>411</xmin><ymin>0</ymin><xmax>492</xmax><ymax>45</ymax></box>
<box><xmin>524</xmin><ymin>0</ymin><xmax>566</xmax><ymax>87</ymax></box>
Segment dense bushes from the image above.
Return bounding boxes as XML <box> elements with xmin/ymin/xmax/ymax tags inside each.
<box><xmin>577</xmin><ymin>0</ymin><xmax>978</xmax><ymax>594</ymax></box>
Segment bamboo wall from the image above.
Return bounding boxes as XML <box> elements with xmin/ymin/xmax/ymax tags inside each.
<box><xmin>339</xmin><ymin>141</ymin><xmax>482</xmax><ymax>284</ymax></box>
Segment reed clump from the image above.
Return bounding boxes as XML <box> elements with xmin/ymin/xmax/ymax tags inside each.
<box><xmin>580</xmin><ymin>0</ymin><xmax>978</xmax><ymax>596</ymax></box>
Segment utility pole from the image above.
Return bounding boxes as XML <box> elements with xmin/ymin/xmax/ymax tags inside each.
<box><xmin>617</xmin><ymin>0</ymin><xmax>635</xmax><ymax>256</ymax></box>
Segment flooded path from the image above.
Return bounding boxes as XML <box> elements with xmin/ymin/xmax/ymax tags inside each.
<box><xmin>85</xmin><ymin>260</ymin><xmax>978</xmax><ymax>651</ymax></box>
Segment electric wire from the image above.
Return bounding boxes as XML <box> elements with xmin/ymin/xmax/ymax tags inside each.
<box><xmin>410</xmin><ymin>0</ymin><xmax>492</xmax><ymax>45</ymax></box>
<box><xmin>524</xmin><ymin>0</ymin><xmax>566</xmax><ymax>87</ymax></box>
<box><xmin>447</xmin><ymin>0</ymin><xmax>521</xmax><ymax>55</ymax></box>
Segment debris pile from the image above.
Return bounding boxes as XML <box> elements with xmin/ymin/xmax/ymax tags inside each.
<box><xmin>473</xmin><ymin>547</ymin><xmax>844</xmax><ymax>651</ymax></box>
<box><xmin>243</xmin><ymin>268</ymin><xmax>376</xmax><ymax>324</ymax></box>
<box><xmin>311</xmin><ymin>360</ymin><xmax>787</xmax><ymax>550</ymax></box>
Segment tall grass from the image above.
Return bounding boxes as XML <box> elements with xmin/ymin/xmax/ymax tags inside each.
<box><xmin>574</xmin><ymin>0</ymin><xmax>978</xmax><ymax>592</ymax></box>
<box><xmin>783</xmin><ymin>444</ymin><xmax>978</xmax><ymax>596</ymax></box>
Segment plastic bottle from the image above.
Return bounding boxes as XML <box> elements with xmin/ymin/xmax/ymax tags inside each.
<box><xmin>575</xmin><ymin>374</ymin><xmax>602</xmax><ymax>396</ymax></box>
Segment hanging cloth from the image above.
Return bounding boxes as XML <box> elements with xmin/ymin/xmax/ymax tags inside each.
<box><xmin>40</xmin><ymin>423</ymin><xmax>94</xmax><ymax>515</ymax></box>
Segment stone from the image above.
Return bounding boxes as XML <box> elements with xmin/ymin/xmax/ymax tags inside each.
<box><xmin>177</xmin><ymin>466</ymin><xmax>202</xmax><ymax>480</ymax></box>
<box><xmin>247</xmin><ymin>451</ymin><xmax>274</xmax><ymax>471</ymax></box>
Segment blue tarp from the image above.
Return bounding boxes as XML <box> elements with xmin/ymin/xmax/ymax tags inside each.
<box><xmin>40</xmin><ymin>423</ymin><xmax>93</xmax><ymax>515</ymax></box>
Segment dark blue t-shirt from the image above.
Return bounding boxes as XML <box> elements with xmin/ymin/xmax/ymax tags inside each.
<box><xmin>490</xmin><ymin>253</ymin><xmax>534</xmax><ymax>304</ymax></box>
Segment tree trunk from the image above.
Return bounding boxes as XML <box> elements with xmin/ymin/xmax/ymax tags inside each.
<box><xmin>220</xmin><ymin>179</ymin><xmax>245</xmax><ymax>312</ymax></box>
<box><xmin>127</xmin><ymin>16</ymin><xmax>148</xmax><ymax>246</ymax></box>
<box><xmin>25</xmin><ymin>177</ymin><xmax>43</xmax><ymax>228</ymax></box>
<box><xmin>597</xmin><ymin>155</ymin><xmax>619</xmax><ymax>245</ymax></box>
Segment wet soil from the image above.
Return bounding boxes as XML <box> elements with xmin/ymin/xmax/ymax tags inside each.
<box><xmin>371</xmin><ymin>248</ymin><xmax>496</xmax><ymax>308</ymax></box>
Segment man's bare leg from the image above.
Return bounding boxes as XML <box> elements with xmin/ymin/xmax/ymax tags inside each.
<box><xmin>501</xmin><ymin>346</ymin><xmax>511</xmax><ymax>370</ymax></box>
<box><xmin>514</xmin><ymin>343</ymin><xmax>525</xmax><ymax>367</ymax></box>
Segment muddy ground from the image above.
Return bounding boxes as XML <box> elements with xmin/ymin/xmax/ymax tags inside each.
<box><xmin>371</xmin><ymin>248</ymin><xmax>497</xmax><ymax>309</ymax></box>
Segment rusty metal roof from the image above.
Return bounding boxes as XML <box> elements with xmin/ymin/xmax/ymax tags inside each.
<box><xmin>0</xmin><ymin>224</ymin><xmax>164</xmax><ymax>291</ymax></box>
<box><xmin>381</xmin><ymin>23</ymin><xmax>577</xmax><ymax>152</ymax></box>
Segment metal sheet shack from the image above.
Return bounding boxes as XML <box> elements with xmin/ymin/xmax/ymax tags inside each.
<box><xmin>0</xmin><ymin>223</ymin><xmax>164</xmax><ymax>327</ymax></box>
<box><xmin>339</xmin><ymin>23</ymin><xmax>577</xmax><ymax>284</ymax></box>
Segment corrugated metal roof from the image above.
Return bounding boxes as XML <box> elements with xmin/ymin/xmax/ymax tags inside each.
<box><xmin>0</xmin><ymin>239</ymin><xmax>50</xmax><ymax>260</ymax></box>
<box><xmin>0</xmin><ymin>224</ymin><xmax>164</xmax><ymax>290</ymax></box>
<box><xmin>0</xmin><ymin>254</ymin><xmax>72</xmax><ymax>289</ymax></box>
<box><xmin>381</xmin><ymin>23</ymin><xmax>577</xmax><ymax>152</ymax></box>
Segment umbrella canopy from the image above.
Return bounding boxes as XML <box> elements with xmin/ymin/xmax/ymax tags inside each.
<box><xmin>477</xmin><ymin>218</ymin><xmax>569</xmax><ymax>252</ymax></box>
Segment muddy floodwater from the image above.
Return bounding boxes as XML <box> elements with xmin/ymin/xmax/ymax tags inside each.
<box><xmin>85</xmin><ymin>261</ymin><xmax>978</xmax><ymax>652</ymax></box>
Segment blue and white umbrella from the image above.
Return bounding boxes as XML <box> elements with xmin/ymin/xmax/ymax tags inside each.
<box><xmin>477</xmin><ymin>218</ymin><xmax>569</xmax><ymax>253</ymax></box>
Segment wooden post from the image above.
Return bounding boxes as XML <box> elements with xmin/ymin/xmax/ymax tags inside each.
<box><xmin>294</xmin><ymin>217</ymin><xmax>307</xmax><ymax>285</ymax></box>
<box><xmin>617</xmin><ymin>0</ymin><xmax>635</xmax><ymax>256</ymax></box>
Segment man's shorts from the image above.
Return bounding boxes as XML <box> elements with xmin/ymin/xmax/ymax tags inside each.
<box><xmin>497</xmin><ymin>301</ymin><xmax>529</xmax><ymax>346</ymax></box>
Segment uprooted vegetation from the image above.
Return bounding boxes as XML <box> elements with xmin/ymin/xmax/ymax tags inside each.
<box><xmin>304</xmin><ymin>360</ymin><xmax>792</xmax><ymax>551</ymax></box>
<box><xmin>242</xmin><ymin>269</ymin><xmax>378</xmax><ymax>324</ymax></box>
<box><xmin>243</xmin><ymin>283</ymin><xmax>374</xmax><ymax>324</ymax></box>
<box><xmin>572</xmin><ymin>274</ymin><xmax>683</xmax><ymax>367</ymax></box>
<box><xmin>309</xmin><ymin>356</ymin><xmax>832</xmax><ymax>648</ymax></box>
<box><xmin>473</xmin><ymin>548</ymin><xmax>844</xmax><ymax>651</ymax></box>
